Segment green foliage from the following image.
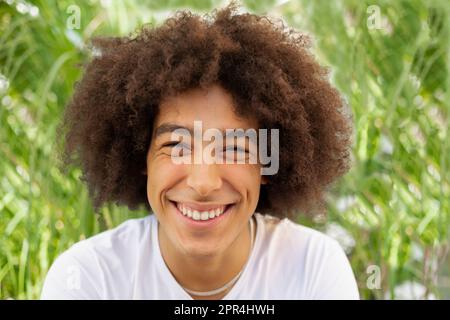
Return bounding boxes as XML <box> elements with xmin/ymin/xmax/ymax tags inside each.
<box><xmin>0</xmin><ymin>0</ymin><xmax>449</xmax><ymax>299</ymax></box>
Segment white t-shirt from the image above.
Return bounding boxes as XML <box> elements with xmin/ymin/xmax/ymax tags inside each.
<box><xmin>40</xmin><ymin>213</ymin><xmax>359</xmax><ymax>300</ymax></box>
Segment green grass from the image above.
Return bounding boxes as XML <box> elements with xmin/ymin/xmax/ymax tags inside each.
<box><xmin>1</xmin><ymin>0</ymin><xmax>449</xmax><ymax>299</ymax></box>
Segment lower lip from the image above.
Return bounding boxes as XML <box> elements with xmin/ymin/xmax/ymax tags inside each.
<box><xmin>170</xmin><ymin>201</ymin><xmax>234</xmax><ymax>229</ymax></box>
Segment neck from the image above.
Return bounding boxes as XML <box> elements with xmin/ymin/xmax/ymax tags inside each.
<box><xmin>158</xmin><ymin>216</ymin><xmax>255</xmax><ymax>299</ymax></box>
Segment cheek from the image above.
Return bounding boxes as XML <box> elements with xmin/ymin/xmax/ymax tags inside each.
<box><xmin>221</xmin><ymin>164</ymin><xmax>262</xmax><ymax>202</ymax></box>
<box><xmin>146</xmin><ymin>157</ymin><xmax>186</xmax><ymax>206</ymax></box>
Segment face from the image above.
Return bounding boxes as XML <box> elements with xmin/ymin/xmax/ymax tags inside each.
<box><xmin>145</xmin><ymin>84</ymin><xmax>266</xmax><ymax>258</ymax></box>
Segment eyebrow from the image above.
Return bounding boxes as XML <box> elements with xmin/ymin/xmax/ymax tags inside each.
<box><xmin>154</xmin><ymin>123</ymin><xmax>255</xmax><ymax>140</ymax></box>
<box><xmin>154</xmin><ymin>123</ymin><xmax>192</xmax><ymax>138</ymax></box>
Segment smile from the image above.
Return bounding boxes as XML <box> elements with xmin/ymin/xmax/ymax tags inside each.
<box><xmin>171</xmin><ymin>201</ymin><xmax>234</xmax><ymax>222</ymax></box>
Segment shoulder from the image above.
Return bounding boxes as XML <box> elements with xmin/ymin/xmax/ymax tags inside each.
<box><xmin>83</xmin><ymin>215</ymin><xmax>151</xmax><ymax>251</ymax></box>
<box><xmin>40</xmin><ymin>215</ymin><xmax>153</xmax><ymax>299</ymax></box>
<box><xmin>64</xmin><ymin>215</ymin><xmax>152</xmax><ymax>266</ymax></box>
<box><xmin>255</xmin><ymin>213</ymin><xmax>360</xmax><ymax>299</ymax></box>
<box><xmin>256</xmin><ymin>213</ymin><xmax>342</xmax><ymax>259</ymax></box>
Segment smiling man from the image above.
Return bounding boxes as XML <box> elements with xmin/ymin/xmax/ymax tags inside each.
<box><xmin>146</xmin><ymin>84</ymin><xmax>264</xmax><ymax>300</ymax></box>
<box><xmin>41</xmin><ymin>2</ymin><xmax>359</xmax><ymax>300</ymax></box>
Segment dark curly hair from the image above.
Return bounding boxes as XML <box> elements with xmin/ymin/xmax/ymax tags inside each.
<box><xmin>58</xmin><ymin>1</ymin><xmax>353</xmax><ymax>220</ymax></box>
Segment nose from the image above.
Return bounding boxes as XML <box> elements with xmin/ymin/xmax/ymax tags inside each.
<box><xmin>186</xmin><ymin>162</ymin><xmax>222</xmax><ymax>197</ymax></box>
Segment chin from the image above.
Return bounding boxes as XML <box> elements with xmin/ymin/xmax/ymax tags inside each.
<box><xmin>182</xmin><ymin>241</ymin><xmax>221</xmax><ymax>258</ymax></box>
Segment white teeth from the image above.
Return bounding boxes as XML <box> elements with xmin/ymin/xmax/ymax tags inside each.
<box><xmin>175</xmin><ymin>202</ymin><xmax>228</xmax><ymax>221</ymax></box>
<box><xmin>192</xmin><ymin>210</ymin><xmax>200</xmax><ymax>220</ymax></box>
<box><xmin>200</xmin><ymin>212</ymin><xmax>209</xmax><ymax>220</ymax></box>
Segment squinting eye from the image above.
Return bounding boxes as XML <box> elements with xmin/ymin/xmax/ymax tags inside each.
<box><xmin>225</xmin><ymin>146</ymin><xmax>248</xmax><ymax>153</ymax></box>
<box><xmin>162</xmin><ymin>142</ymin><xmax>191</xmax><ymax>155</ymax></box>
<box><xmin>162</xmin><ymin>141</ymin><xmax>189</xmax><ymax>148</ymax></box>
<box><xmin>162</xmin><ymin>141</ymin><xmax>179</xmax><ymax>148</ymax></box>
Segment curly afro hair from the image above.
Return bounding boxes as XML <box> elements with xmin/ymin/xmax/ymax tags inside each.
<box><xmin>58</xmin><ymin>1</ymin><xmax>353</xmax><ymax>220</ymax></box>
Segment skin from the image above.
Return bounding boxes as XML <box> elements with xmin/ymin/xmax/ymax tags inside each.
<box><xmin>144</xmin><ymin>84</ymin><xmax>267</xmax><ymax>300</ymax></box>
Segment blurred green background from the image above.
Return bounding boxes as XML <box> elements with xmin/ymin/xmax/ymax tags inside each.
<box><xmin>0</xmin><ymin>0</ymin><xmax>449</xmax><ymax>300</ymax></box>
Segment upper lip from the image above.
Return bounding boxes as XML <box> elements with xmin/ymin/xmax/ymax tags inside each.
<box><xmin>169</xmin><ymin>200</ymin><xmax>234</xmax><ymax>211</ymax></box>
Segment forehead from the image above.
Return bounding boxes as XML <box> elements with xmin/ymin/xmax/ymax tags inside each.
<box><xmin>155</xmin><ymin>84</ymin><xmax>258</xmax><ymax>130</ymax></box>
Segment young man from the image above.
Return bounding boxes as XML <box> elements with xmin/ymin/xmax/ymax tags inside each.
<box><xmin>41</xmin><ymin>2</ymin><xmax>359</xmax><ymax>300</ymax></box>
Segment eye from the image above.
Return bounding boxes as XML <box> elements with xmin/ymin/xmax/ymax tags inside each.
<box><xmin>221</xmin><ymin>145</ymin><xmax>250</xmax><ymax>163</ymax></box>
<box><xmin>162</xmin><ymin>141</ymin><xmax>180</xmax><ymax>148</ymax></box>
<box><xmin>224</xmin><ymin>145</ymin><xmax>248</xmax><ymax>153</ymax></box>
<box><xmin>162</xmin><ymin>141</ymin><xmax>191</xmax><ymax>156</ymax></box>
